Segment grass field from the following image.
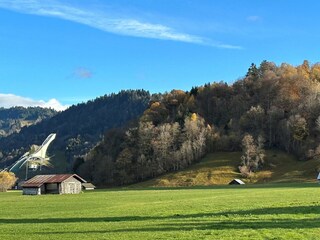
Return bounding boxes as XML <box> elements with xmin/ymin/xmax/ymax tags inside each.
<box><xmin>1</xmin><ymin>184</ymin><xmax>320</xmax><ymax>240</ymax></box>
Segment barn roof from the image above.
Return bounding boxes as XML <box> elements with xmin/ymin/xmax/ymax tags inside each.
<box><xmin>22</xmin><ymin>174</ymin><xmax>86</xmax><ymax>187</ymax></box>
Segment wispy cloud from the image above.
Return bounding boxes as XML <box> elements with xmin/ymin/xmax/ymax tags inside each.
<box><xmin>73</xmin><ymin>67</ymin><xmax>93</xmax><ymax>79</ymax></box>
<box><xmin>0</xmin><ymin>0</ymin><xmax>241</xmax><ymax>49</ymax></box>
<box><xmin>0</xmin><ymin>93</ymin><xmax>69</xmax><ymax>111</ymax></box>
<box><xmin>247</xmin><ymin>15</ymin><xmax>261</xmax><ymax>22</ymax></box>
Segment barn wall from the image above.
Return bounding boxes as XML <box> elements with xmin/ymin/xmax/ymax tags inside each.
<box><xmin>45</xmin><ymin>183</ymin><xmax>59</xmax><ymax>194</ymax></box>
<box><xmin>40</xmin><ymin>185</ymin><xmax>45</xmax><ymax>194</ymax></box>
<box><xmin>23</xmin><ymin>187</ymin><xmax>41</xmax><ymax>195</ymax></box>
<box><xmin>60</xmin><ymin>177</ymin><xmax>82</xmax><ymax>194</ymax></box>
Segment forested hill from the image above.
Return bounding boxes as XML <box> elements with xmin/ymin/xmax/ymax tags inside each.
<box><xmin>77</xmin><ymin>60</ymin><xmax>320</xmax><ymax>186</ymax></box>
<box><xmin>0</xmin><ymin>107</ymin><xmax>56</xmax><ymax>138</ymax></box>
<box><xmin>0</xmin><ymin>90</ymin><xmax>151</xmax><ymax>170</ymax></box>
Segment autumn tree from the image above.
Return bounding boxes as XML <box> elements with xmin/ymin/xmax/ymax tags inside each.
<box><xmin>0</xmin><ymin>171</ymin><xmax>17</xmax><ymax>192</ymax></box>
<box><xmin>115</xmin><ymin>148</ymin><xmax>134</xmax><ymax>185</ymax></box>
<box><xmin>240</xmin><ymin>105</ymin><xmax>265</xmax><ymax>135</ymax></box>
<box><xmin>288</xmin><ymin>115</ymin><xmax>309</xmax><ymax>142</ymax></box>
<box><xmin>136</xmin><ymin>122</ymin><xmax>155</xmax><ymax>178</ymax></box>
<box><xmin>240</xmin><ymin>134</ymin><xmax>265</xmax><ymax>176</ymax></box>
<box><xmin>311</xmin><ymin>63</ymin><xmax>320</xmax><ymax>82</ymax></box>
<box><xmin>297</xmin><ymin>60</ymin><xmax>310</xmax><ymax>79</ymax></box>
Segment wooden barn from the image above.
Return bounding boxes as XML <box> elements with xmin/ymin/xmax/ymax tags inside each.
<box><xmin>21</xmin><ymin>174</ymin><xmax>86</xmax><ymax>195</ymax></box>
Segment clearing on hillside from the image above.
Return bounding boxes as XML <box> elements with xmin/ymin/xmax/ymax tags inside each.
<box><xmin>132</xmin><ymin>150</ymin><xmax>319</xmax><ymax>188</ymax></box>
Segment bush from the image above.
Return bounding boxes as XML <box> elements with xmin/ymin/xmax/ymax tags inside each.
<box><xmin>157</xmin><ymin>179</ymin><xmax>170</xmax><ymax>187</ymax></box>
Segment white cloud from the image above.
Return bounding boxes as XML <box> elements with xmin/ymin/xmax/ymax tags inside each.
<box><xmin>0</xmin><ymin>93</ymin><xmax>69</xmax><ymax>111</ymax></box>
<box><xmin>0</xmin><ymin>0</ymin><xmax>241</xmax><ymax>49</ymax></box>
<box><xmin>73</xmin><ymin>67</ymin><xmax>93</xmax><ymax>79</ymax></box>
<box><xmin>247</xmin><ymin>16</ymin><xmax>261</xmax><ymax>22</ymax></box>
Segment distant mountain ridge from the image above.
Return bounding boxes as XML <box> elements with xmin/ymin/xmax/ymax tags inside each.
<box><xmin>0</xmin><ymin>107</ymin><xmax>56</xmax><ymax>138</ymax></box>
<box><xmin>0</xmin><ymin>90</ymin><xmax>151</xmax><ymax>172</ymax></box>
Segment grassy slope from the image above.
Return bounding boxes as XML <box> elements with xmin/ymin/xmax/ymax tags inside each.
<box><xmin>1</xmin><ymin>185</ymin><xmax>320</xmax><ymax>240</ymax></box>
<box><xmin>132</xmin><ymin>150</ymin><xmax>320</xmax><ymax>188</ymax></box>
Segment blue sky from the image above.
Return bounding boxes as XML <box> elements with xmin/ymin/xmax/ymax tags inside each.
<box><xmin>1</xmin><ymin>0</ymin><xmax>320</xmax><ymax>110</ymax></box>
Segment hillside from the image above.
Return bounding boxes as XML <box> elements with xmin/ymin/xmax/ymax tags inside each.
<box><xmin>0</xmin><ymin>90</ymin><xmax>151</xmax><ymax>174</ymax></box>
<box><xmin>131</xmin><ymin>150</ymin><xmax>320</xmax><ymax>188</ymax></box>
<box><xmin>0</xmin><ymin>107</ymin><xmax>56</xmax><ymax>138</ymax></box>
<box><xmin>78</xmin><ymin>60</ymin><xmax>320</xmax><ymax>187</ymax></box>
<box><xmin>2</xmin><ymin>61</ymin><xmax>320</xmax><ymax>186</ymax></box>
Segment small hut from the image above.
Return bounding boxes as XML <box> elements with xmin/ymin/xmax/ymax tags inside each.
<box><xmin>82</xmin><ymin>183</ymin><xmax>96</xmax><ymax>190</ymax></box>
<box><xmin>22</xmin><ymin>174</ymin><xmax>86</xmax><ymax>195</ymax></box>
<box><xmin>229</xmin><ymin>179</ymin><xmax>245</xmax><ymax>185</ymax></box>
<box><xmin>317</xmin><ymin>173</ymin><xmax>320</xmax><ymax>183</ymax></box>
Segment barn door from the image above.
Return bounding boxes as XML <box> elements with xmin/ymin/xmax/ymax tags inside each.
<box><xmin>69</xmin><ymin>183</ymin><xmax>75</xmax><ymax>194</ymax></box>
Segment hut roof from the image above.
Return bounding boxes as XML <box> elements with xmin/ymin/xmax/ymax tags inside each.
<box><xmin>22</xmin><ymin>174</ymin><xmax>86</xmax><ymax>188</ymax></box>
<box><xmin>229</xmin><ymin>179</ymin><xmax>245</xmax><ymax>185</ymax></box>
<box><xmin>82</xmin><ymin>183</ymin><xmax>96</xmax><ymax>189</ymax></box>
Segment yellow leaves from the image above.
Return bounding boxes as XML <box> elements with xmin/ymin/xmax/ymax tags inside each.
<box><xmin>297</xmin><ymin>60</ymin><xmax>311</xmax><ymax>79</ymax></box>
<box><xmin>164</xmin><ymin>90</ymin><xmax>186</xmax><ymax>106</ymax></box>
<box><xmin>190</xmin><ymin>113</ymin><xmax>197</xmax><ymax>121</ymax></box>
<box><xmin>0</xmin><ymin>171</ymin><xmax>17</xmax><ymax>192</ymax></box>
<box><xmin>171</xmin><ymin>89</ymin><xmax>185</xmax><ymax>95</ymax></box>
<box><xmin>170</xmin><ymin>90</ymin><xmax>186</xmax><ymax>101</ymax></box>
<box><xmin>311</xmin><ymin>63</ymin><xmax>320</xmax><ymax>82</ymax></box>
<box><xmin>150</xmin><ymin>102</ymin><xmax>161</xmax><ymax>109</ymax></box>
<box><xmin>279</xmin><ymin>63</ymin><xmax>297</xmax><ymax>79</ymax></box>
<box><xmin>141</xmin><ymin>101</ymin><xmax>169</xmax><ymax>124</ymax></box>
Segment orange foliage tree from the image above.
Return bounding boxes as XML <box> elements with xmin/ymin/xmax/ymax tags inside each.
<box><xmin>0</xmin><ymin>171</ymin><xmax>17</xmax><ymax>192</ymax></box>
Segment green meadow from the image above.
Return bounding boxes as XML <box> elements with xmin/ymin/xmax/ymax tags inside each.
<box><xmin>1</xmin><ymin>184</ymin><xmax>320</xmax><ymax>240</ymax></box>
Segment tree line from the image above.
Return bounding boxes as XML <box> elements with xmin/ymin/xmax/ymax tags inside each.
<box><xmin>76</xmin><ymin>60</ymin><xmax>320</xmax><ymax>186</ymax></box>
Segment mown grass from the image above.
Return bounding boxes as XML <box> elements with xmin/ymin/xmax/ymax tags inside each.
<box><xmin>131</xmin><ymin>150</ymin><xmax>320</xmax><ymax>188</ymax></box>
<box><xmin>1</xmin><ymin>184</ymin><xmax>320</xmax><ymax>239</ymax></box>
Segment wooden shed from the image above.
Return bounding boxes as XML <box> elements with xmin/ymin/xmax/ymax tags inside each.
<box><xmin>21</xmin><ymin>174</ymin><xmax>86</xmax><ymax>195</ymax></box>
<box><xmin>229</xmin><ymin>179</ymin><xmax>245</xmax><ymax>185</ymax></box>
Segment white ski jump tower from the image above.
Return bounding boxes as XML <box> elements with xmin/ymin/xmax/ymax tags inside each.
<box><xmin>2</xmin><ymin>134</ymin><xmax>56</xmax><ymax>178</ymax></box>
<box><xmin>27</xmin><ymin>133</ymin><xmax>56</xmax><ymax>164</ymax></box>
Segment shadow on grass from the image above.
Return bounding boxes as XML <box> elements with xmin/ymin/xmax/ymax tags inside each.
<box><xmin>111</xmin><ymin>182</ymin><xmax>319</xmax><ymax>191</ymax></box>
<box><xmin>1</xmin><ymin>205</ymin><xmax>320</xmax><ymax>225</ymax></box>
<box><xmin>33</xmin><ymin>217</ymin><xmax>320</xmax><ymax>235</ymax></box>
<box><xmin>216</xmin><ymin>205</ymin><xmax>320</xmax><ymax>216</ymax></box>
